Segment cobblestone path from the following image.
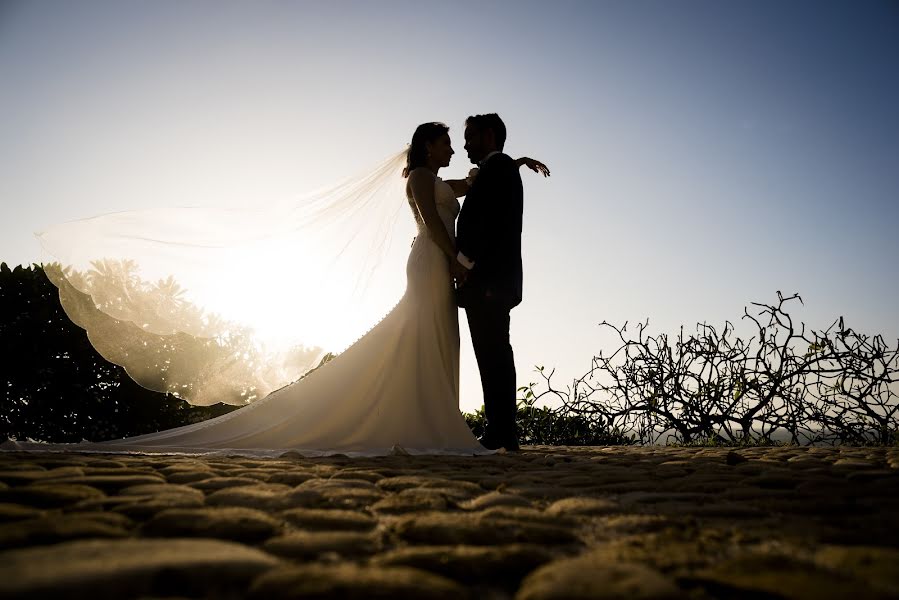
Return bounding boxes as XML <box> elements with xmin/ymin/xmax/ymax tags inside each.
<box><xmin>0</xmin><ymin>445</ymin><xmax>897</xmax><ymax>599</ymax></box>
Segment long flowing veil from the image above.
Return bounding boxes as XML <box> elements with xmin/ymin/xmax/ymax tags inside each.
<box><xmin>38</xmin><ymin>149</ymin><xmax>414</xmax><ymax>406</ymax></box>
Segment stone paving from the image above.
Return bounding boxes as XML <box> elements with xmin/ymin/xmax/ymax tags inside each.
<box><xmin>0</xmin><ymin>445</ymin><xmax>897</xmax><ymax>599</ymax></box>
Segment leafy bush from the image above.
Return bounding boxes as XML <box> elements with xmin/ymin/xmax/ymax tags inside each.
<box><xmin>464</xmin><ymin>396</ymin><xmax>636</xmax><ymax>446</ymax></box>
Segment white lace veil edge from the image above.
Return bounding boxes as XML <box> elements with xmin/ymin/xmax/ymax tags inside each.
<box><xmin>38</xmin><ymin>148</ymin><xmax>413</xmax><ymax>406</ymax></box>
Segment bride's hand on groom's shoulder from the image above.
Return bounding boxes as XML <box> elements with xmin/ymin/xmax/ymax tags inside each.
<box><xmin>516</xmin><ymin>157</ymin><xmax>551</xmax><ymax>177</ymax></box>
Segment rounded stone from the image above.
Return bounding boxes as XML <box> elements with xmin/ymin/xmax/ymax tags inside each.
<box><xmin>300</xmin><ymin>478</ymin><xmax>379</xmax><ymax>491</ymax></box>
<box><xmin>393</xmin><ymin>511</ymin><xmax>579</xmax><ymax>546</ymax></box>
<box><xmin>280</xmin><ymin>507</ymin><xmax>376</xmax><ymax>532</ymax></box>
<box><xmin>0</xmin><ymin>514</ymin><xmax>130</xmax><ymax>549</ymax></box>
<box><xmin>79</xmin><ymin>467</ymin><xmax>157</xmax><ymax>477</ymax></box>
<box><xmin>594</xmin><ymin>514</ymin><xmax>677</xmax><ymax>536</ymax></box>
<box><xmin>111</xmin><ymin>493</ymin><xmax>206</xmax><ymax>519</ymax></box>
<box><xmin>546</xmin><ymin>497</ymin><xmax>621</xmax><ymax>517</ymax></box>
<box><xmin>505</xmin><ymin>485</ymin><xmax>575</xmax><ymax>501</ymax></box>
<box><xmin>0</xmin><ymin>537</ymin><xmax>280</xmax><ymax>598</ymax></box>
<box><xmin>282</xmin><ymin>487</ymin><xmax>330</xmax><ymax>508</ymax></box>
<box><xmin>142</xmin><ymin>507</ymin><xmax>283</xmax><ymax>543</ymax></box>
<box><xmin>0</xmin><ymin>462</ymin><xmax>47</xmax><ymax>472</ymax></box>
<box><xmin>265</xmin><ymin>471</ymin><xmax>319</xmax><ymax>486</ymax></box>
<box><xmin>81</xmin><ymin>459</ymin><xmax>131</xmax><ymax>468</ymax></box>
<box><xmin>1</xmin><ymin>483</ymin><xmax>106</xmax><ymax>508</ymax></box>
<box><xmin>165</xmin><ymin>471</ymin><xmax>217</xmax><ymax>484</ymax></box>
<box><xmin>833</xmin><ymin>459</ymin><xmax>879</xmax><ymax>469</ymax></box>
<box><xmin>205</xmin><ymin>483</ymin><xmax>293</xmax><ymax>510</ymax></box>
<box><xmin>0</xmin><ymin>467</ymin><xmax>84</xmax><ymax>485</ymax></box>
<box><xmin>248</xmin><ymin>563</ymin><xmax>465</xmax><ymax>600</ymax></box>
<box><xmin>376</xmin><ymin>476</ymin><xmax>443</xmax><ymax>492</ymax></box>
<box><xmin>373</xmin><ymin>543</ymin><xmax>556</xmax><ymax>586</ymax></box>
<box><xmin>371</xmin><ymin>489</ymin><xmax>451</xmax><ymax>514</ymax></box>
<box><xmin>420</xmin><ymin>479</ymin><xmax>484</xmax><ymax>494</ymax></box>
<box><xmin>187</xmin><ymin>476</ymin><xmax>262</xmax><ymax>492</ymax></box>
<box><xmin>329</xmin><ymin>470</ymin><xmax>384</xmax><ymax>483</ymax></box>
<box><xmin>69</xmin><ymin>511</ymin><xmax>135</xmax><ymax>530</ymax></box>
<box><xmin>461</xmin><ymin>491</ymin><xmax>532</xmax><ymax>510</ymax></box>
<box><xmin>158</xmin><ymin>462</ymin><xmax>211</xmax><ymax>475</ymax></box>
<box><xmin>51</xmin><ymin>474</ymin><xmax>167</xmax><ymax>492</ymax></box>
<box><xmin>478</xmin><ymin>506</ymin><xmax>577</xmax><ymax>528</ymax></box>
<box><xmin>516</xmin><ymin>557</ymin><xmax>680</xmax><ymax>600</ymax></box>
<box><xmin>0</xmin><ymin>502</ymin><xmax>46</xmax><ymax>523</ymax></box>
<box><xmin>317</xmin><ymin>487</ymin><xmax>385</xmax><ymax>509</ymax></box>
<box><xmin>694</xmin><ymin>553</ymin><xmax>878</xmax><ymax>599</ymax></box>
<box><xmin>619</xmin><ymin>491</ymin><xmax>713</xmax><ymax>505</ymax></box>
<box><xmin>119</xmin><ymin>483</ymin><xmax>205</xmax><ymax>500</ymax></box>
<box><xmin>815</xmin><ymin>544</ymin><xmax>899</xmax><ymax>596</ymax></box>
<box><xmin>230</xmin><ymin>469</ymin><xmax>279</xmax><ymax>482</ymax></box>
<box><xmin>263</xmin><ymin>531</ymin><xmax>380</xmax><ymax>559</ymax></box>
<box><xmin>418</xmin><ymin>485</ymin><xmax>480</xmax><ymax>501</ymax></box>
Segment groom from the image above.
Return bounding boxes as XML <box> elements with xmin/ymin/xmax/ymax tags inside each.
<box><xmin>455</xmin><ymin>113</ymin><xmax>523</xmax><ymax>452</ymax></box>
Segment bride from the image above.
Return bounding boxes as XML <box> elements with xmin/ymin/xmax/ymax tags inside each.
<box><xmin>3</xmin><ymin>122</ymin><xmax>548</xmax><ymax>457</ymax></box>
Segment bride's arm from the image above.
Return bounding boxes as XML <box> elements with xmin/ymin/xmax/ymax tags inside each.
<box><xmin>446</xmin><ymin>158</ymin><xmax>550</xmax><ymax>197</ymax></box>
<box><xmin>444</xmin><ymin>179</ymin><xmax>470</xmax><ymax>198</ymax></box>
<box><xmin>515</xmin><ymin>157</ymin><xmax>551</xmax><ymax>177</ymax></box>
<box><xmin>408</xmin><ymin>168</ymin><xmax>460</xmax><ymax>261</ymax></box>
<box><xmin>445</xmin><ymin>168</ymin><xmax>477</xmax><ymax>197</ymax></box>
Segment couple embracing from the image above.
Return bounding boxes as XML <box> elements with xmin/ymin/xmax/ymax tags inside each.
<box><xmin>406</xmin><ymin>113</ymin><xmax>547</xmax><ymax>452</ymax></box>
<box><xmin>4</xmin><ymin>113</ymin><xmax>549</xmax><ymax>457</ymax></box>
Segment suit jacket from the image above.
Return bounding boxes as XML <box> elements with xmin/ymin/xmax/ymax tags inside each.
<box><xmin>455</xmin><ymin>152</ymin><xmax>523</xmax><ymax>309</ymax></box>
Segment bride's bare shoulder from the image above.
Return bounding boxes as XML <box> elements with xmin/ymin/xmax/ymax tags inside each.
<box><xmin>407</xmin><ymin>167</ymin><xmax>435</xmax><ymax>181</ymax></box>
<box><xmin>407</xmin><ymin>168</ymin><xmax>436</xmax><ymax>193</ymax></box>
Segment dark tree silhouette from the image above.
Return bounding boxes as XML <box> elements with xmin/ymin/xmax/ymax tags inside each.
<box><xmin>45</xmin><ymin>259</ymin><xmax>270</xmax><ymax>406</ymax></box>
<box><xmin>0</xmin><ymin>263</ymin><xmax>238</xmax><ymax>443</ymax></box>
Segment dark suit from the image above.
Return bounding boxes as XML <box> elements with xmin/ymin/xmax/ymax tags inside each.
<box><xmin>455</xmin><ymin>152</ymin><xmax>523</xmax><ymax>444</ymax></box>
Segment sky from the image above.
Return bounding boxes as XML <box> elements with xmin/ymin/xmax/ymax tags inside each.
<box><xmin>1</xmin><ymin>0</ymin><xmax>897</xmax><ymax>414</ymax></box>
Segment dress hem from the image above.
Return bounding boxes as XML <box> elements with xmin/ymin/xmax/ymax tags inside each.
<box><xmin>0</xmin><ymin>439</ymin><xmax>496</xmax><ymax>459</ymax></box>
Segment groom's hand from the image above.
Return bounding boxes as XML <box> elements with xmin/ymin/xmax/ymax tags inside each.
<box><xmin>450</xmin><ymin>260</ymin><xmax>470</xmax><ymax>286</ymax></box>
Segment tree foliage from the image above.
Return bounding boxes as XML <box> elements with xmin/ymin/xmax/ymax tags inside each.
<box><xmin>44</xmin><ymin>259</ymin><xmax>273</xmax><ymax>406</ymax></box>
<box><xmin>0</xmin><ymin>263</ymin><xmax>237</xmax><ymax>443</ymax></box>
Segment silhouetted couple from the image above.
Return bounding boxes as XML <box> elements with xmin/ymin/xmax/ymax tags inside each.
<box><xmin>4</xmin><ymin>113</ymin><xmax>549</xmax><ymax>457</ymax></box>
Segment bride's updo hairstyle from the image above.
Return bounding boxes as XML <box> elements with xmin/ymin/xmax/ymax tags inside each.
<box><xmin>404</xmin><ymin>121</ymin><xmax>449</xmax><ymax>178</ymax></box>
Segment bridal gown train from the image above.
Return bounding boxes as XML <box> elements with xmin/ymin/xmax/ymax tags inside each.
<box><xmin>5</xmin><ymin>175</ymin><xmax>490</xmax><ymax>457</ymax></box>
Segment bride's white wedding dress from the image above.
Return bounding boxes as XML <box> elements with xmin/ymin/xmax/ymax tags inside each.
<box><xmin>4</xmin><ymin>174</ymin><xmax>490</xmax><ymax>458</ymax></box>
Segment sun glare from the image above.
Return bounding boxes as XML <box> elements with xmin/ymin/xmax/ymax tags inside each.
<box><xmin>195</xmin><ymin>234</ymin><xmax>407</xmax><ymax>356</ymax></box>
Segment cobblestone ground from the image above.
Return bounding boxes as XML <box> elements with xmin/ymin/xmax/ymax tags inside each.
<box><xmin>0</xmin><ymin>445</ymin><xmax>897</xmax><ymax>599</ymax></box>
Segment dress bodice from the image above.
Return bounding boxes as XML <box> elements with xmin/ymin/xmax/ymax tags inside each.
<box><xmin>407</xmin><ymin>175</ymin><xmax>460</xmax><ymax>240</ymax></box>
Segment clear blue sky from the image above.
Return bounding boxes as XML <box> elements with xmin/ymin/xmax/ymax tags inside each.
<box><xmin>2</xmin><ymin>0</ymin><xmax>897</xmax><ymax>413</ymax></box>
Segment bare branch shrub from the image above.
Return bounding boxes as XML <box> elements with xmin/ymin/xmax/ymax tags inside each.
<box><xmin>524</xmin><ymin>292</ymin><xmax>898</xmax><ymax>445</ymax></box>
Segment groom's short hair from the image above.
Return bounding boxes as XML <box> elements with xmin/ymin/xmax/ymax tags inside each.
<box><xmin>466</xmin><ymin>113</ymin><xmax>506</xmax><ymax>150</ymax></box>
